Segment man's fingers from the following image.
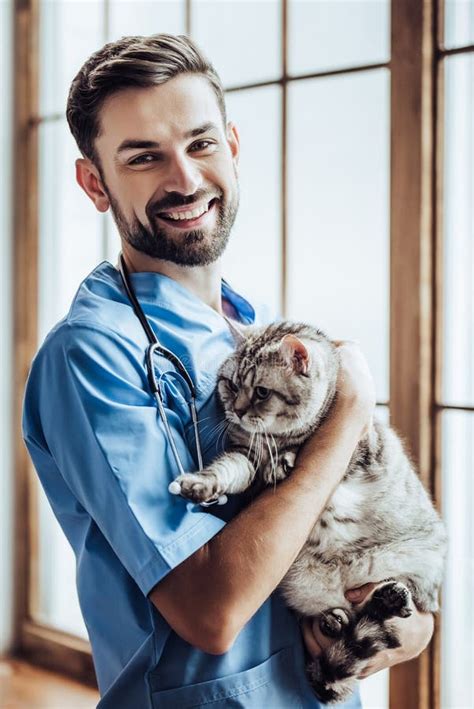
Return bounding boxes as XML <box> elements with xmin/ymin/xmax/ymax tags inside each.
<box><xmin>356</xmin><ymin>610</ymin><xmax>435</xmax><ymax>679</ymax></box>
<box><xmin>345</xmin><ymin>582</ymin><xmax>378</xmax><ymax>604</ymax></box>
<box><xmin>332</xmin><ymin>339</ymin><xmax>359</xmax><ymax>348</ymax></box>
<box><xmin>357</xmin><ymin>658</ymin><xmax>382</xmax><ymax>679</ymax></box>
<box><xmin>300</xmin><ymin>617</ymin><xmax>323</xmax><ymax>658</ymax></box>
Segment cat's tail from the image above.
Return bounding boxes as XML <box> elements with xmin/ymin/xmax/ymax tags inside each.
<box><xmin>305</xmin><ymin>656</ymin><xmax>359</xmax><ymax>705</ymax></box>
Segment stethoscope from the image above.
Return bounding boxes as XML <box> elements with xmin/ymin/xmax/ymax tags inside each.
<box><xmin>118</xmin><ymin>253</ymin><xmax>227</xmax><ymax>506</ymax></box>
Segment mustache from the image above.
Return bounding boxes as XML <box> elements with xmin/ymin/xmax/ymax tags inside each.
<box><xmin>146</xmin><ymin>190</ymin><xmax>221</xmax><ymax>219</ymax></box>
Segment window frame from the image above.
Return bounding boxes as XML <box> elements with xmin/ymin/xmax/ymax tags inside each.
<box><xmin>12</xmin><ymin>1</ymin><xmax>462</xmax><ymax>706</ymax></box>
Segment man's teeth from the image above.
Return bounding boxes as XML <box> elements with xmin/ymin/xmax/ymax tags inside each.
<box><xmin>162</xmin><ymin>201</ymin><xmax>211</xmax><ymax>221</ymax></box>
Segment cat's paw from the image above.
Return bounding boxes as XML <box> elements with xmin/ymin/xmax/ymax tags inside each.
<box><xmin>369</xmin><ymin>581</ymin><xmax>413</xmax><ymax>620</ymax></box>
<box><xmin>169</xmin><ymin>471</ymin><xmax>222</xmax><ymax>504</ymax></box>
<box><xmin>281</xmin><ymin>451</ymin><xmax>297</xmax><ymax>475</ymax></box>
<box><xmin>319</xmin><ymin>608</ymin><xmax>351</xmax><ymax>639</ymax></box>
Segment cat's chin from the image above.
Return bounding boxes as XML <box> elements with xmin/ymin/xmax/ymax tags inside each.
<box><xmin>240</xmin><ymin>417</ymin><xmax>281</xmax><ymax>435</ymax></box>
<box><xmin>239</xmin><ymin>419</ymin><xmax>264</xmax><ymax>433</ymax></box>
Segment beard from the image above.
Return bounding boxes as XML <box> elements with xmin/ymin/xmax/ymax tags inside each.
<box><xmin>104</xmin><ymin>182</ymin><xmax>239</xmax><ymax>267</ymax></box>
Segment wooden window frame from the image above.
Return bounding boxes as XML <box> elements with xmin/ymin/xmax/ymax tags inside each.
<box><xmin>12</xmin><ymin>1</ymin><xmax>454</xmax><ymax>707</ymax></box>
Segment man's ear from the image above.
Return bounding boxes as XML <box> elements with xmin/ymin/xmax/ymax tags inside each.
<box><xmin>75</xmin><ymin>158</ymin><xmax>110</xmax><ymax>213</ymax></box>
<box><xmin>226</xmin><ymin>121</ymin><xmax>240</xmax><ymax>167</ymax></box>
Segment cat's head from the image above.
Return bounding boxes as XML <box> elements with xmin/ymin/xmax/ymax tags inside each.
<box><xmin>217</xmin><ymin>323</ymin><xmax>338</xmax><ymax>436</ymax></box>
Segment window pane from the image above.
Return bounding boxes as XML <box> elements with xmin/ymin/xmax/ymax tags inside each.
<box><xmin>287</xmin><ymin>70</ymin><xmax>390</xmax><ymax>402</ymax></box>
<box><xmin>442</xmin><ymin>55</ymin><xmax>474</xmax><ymax>407</ymax></box>
<box><xmin>360</xmin><ymin>669</ymin><xmax>388</xmax><ymax>709</ymax></box>
<box><xmin>39</xmin><ymin>0</ymin><xmax>104</xmax><ymax>116</ymax></box>
<box><xmin>441</xmin><ymin>410</ymin><xmax>474</xmax><ymax>709</ymax></box>
<box><xmin>38</xmin><ymin>120</ymin><xmax>104</xmax><ymax>342</ymax></box>
<box><xmin>191</xmin><ymin>0</ymin><xmax>281</xmax><ymax>88</ymax></box>
<box><xmin>444</xmin><ymin>0</ymin><xmax>474</xmax><ymax>49</ymax></box>
<box><xmin>108</xmin><ymin>0</ymin><xmax>185</xmax><ymax>39</ymax></box>
<box><xmin>288</xmin><ymin>0</ymin><xmax>390</xmax><ymax>76</ymax></box>
<box><xmin>223</xmin><ymin>86</ymin><xmax>282</xmax><ymax>316</ymax></box>
<box><xmin>36</xmin><ymin>119</ymin><xmax>104</xmax><ymax>638</ymax></box>
<box><xmin>106</xmin><ymin>211</ymin><xmax>122</xmax><ymax>265</ymax></box>
<box><xmin>376</xmin><ymin>404</ymin><xmax>389</xmax><ymax>424</ymax></box>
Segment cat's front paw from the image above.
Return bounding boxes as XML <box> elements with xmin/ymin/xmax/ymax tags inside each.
<box><xmin>169</xmin><ymin>471</ymin><xmax>223</xmax><ymax>504</ymax></box>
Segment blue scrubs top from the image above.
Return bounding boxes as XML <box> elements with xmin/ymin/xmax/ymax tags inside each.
<box><xmin>22</xmin><ymin>262</ymin><xmax>361</xmax><ymax>709</ymax></box>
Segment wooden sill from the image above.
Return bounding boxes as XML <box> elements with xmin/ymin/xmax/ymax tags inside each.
<box><xmin>0</xmin><ymin>657</ymin><xmax>99</xmax><ymax>708</ymax></box>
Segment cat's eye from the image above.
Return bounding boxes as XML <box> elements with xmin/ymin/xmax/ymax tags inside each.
<box><xmin>228</xmin><ymin>379</ymin><xmax>239</xmax><ymax>393</ymax></box>
<box><xmin>254</xmin><ymin>386</ymin><xmax>271</xmax><ymax>400</ymax></box>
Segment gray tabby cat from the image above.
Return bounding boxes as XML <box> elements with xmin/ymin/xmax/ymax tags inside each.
<box><xmin>170</xmin><ymin>322</ymin><xmax>447</xmax><ymax>703</ymax></box>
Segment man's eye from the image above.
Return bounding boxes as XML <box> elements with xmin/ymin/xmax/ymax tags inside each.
<box><xmin>129</xmin><ymin>154</ymin><xmax>158</xmax><ymax>166</ymax></box>
<box><xmin>190</xmin><ymin>140</ymin><xmax>214</xmax><ymax>152</ymax></box>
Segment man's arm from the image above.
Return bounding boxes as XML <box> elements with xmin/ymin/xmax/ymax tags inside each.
<box><xmin>149</xmin><ymin>343</ymin><xmax>375</xmax><ymax>654</ymax></box>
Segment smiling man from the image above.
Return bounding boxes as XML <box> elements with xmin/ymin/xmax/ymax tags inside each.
<box><xmin>88</xmin><ymin>75</ymin><xmax>239</xmax><ymax>272</ymax></box>
<box><xmin>22</xmin><ymin>34</ymin><xmax>432</xmax><ymax>708</ymax></box>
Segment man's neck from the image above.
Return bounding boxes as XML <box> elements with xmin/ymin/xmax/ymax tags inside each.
<box><xmin>120</xmin><ymin>243</ymin><xmax>223</xmax><ymax>314</ymax></box>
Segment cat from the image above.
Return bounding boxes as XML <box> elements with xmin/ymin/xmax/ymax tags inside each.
<box><xmin>170</xmin><ymin>322</ymin><xmax>447</xmax><ymax>703</ymax></box>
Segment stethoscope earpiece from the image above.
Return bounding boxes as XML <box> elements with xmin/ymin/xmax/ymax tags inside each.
<box><xmin>201</xmin><ymin>495</ymin><xmax>228</xmax><ymax>507</ymax></box>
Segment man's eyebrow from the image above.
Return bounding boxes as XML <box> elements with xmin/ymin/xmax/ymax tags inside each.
<box><xmin>115</xmin><ymin>122</ymin><xmax>220</xmax><ymax>156</ymax></box>
<box><xmin>185</xmin><ymin>121</ymin><xmax>219</xmax><ymax>139</ymax></box>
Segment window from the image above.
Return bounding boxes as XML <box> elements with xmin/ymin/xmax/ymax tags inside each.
<box><xmin>439</xmin><ymin>24</ymin><xmax>474</xmax><ymax>709</ymax></box>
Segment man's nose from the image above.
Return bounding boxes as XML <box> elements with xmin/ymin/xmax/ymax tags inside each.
<box><xmin>162</xmin><ymin>153</ymin><xmax>202</xmax><ymax>196</ymax></box>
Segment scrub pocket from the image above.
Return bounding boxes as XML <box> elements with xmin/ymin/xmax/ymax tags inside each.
<box><xmin>149</xmin><ymin>646</ymin><xmax>308</xmax><ymax>708</ymax></box>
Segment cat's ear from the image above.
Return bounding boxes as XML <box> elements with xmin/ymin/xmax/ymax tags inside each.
<box><xmin>280</xmin><ymin>334</ymin><xmax>310</xmax><ymax>375</ymax></box>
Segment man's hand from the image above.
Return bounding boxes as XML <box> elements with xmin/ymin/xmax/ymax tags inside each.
<box><xmin>346</xmin><ymin>583</ymin><xmax>434</xmax><ymax>677</ymax></box>
<box><xmin>296</xmin><ymin>341</ymin><xmax>376</xmax><ymax>478</ymax></box>
<box><xmin>333</xmin><ymin>341</ymin><xmax>376</xmax><ymax>435</ymax></box>
<box><xmin>301</xmin><ymin>582</ymin><xmax>434</xmax><ymax>679</ymax></box>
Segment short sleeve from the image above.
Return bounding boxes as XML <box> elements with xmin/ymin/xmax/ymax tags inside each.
<box><xmin>22</xmin><ymin>322</ymin><xmax>226</xmax><ymax>596</ymax></box>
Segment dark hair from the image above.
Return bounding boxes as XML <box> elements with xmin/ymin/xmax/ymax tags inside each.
<box><xmin>66</xmin><ymin>33</ymin><xmax>227</xmax><ymax>165</ymax></box>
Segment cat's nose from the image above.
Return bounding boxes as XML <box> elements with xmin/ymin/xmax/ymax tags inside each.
<box><xmin>234</xmin><ymin>406</ymin><xmax>248</xmax><ymax>419</ymax></box>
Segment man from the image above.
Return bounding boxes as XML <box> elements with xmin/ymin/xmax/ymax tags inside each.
<box><xmin>23</xmin><ymin>34</ymin><xmax>433</xmax><ymax>708</ymax></box>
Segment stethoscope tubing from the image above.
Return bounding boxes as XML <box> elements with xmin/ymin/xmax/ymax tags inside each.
<box><xmin>118</xmin><ymin>253</ymin><xmax>204</xmax><ymax>476</ymax></box>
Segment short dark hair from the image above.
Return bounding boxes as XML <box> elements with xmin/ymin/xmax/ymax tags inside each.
<box><xmin>66</xmin><ymin>33</ymin><xmax>227</xmax><ymax>165</ymax></box>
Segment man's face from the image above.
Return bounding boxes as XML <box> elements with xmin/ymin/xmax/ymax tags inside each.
<box><xmin>93</xmin><ymin>74</ymin><xmax>240</xmax><ymax>266</ymax></box>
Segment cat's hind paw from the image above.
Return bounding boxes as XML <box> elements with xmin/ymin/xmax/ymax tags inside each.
<box><xmin>368</xmin><ymin>581</ymin><xmax>413</xmax><ymax>620</ymax></box>
<box><xmin>319</xmin><ymin>609</ymin><xmax>351</xmax><ymax>639</ymax></box>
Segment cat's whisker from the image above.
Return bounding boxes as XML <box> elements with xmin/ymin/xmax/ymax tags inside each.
<box><xmin>185</xmin><ymin>414</ymin><xmax>220</xmax><ymax>433</ymax></box>
<box><xmin>216</xmin><ymin>420</ymin><xmax>231</xmax><ymax>453</ymax></box>
<box><xmin>263</xmin><ymin>429</ymin><xmax>278</xmax><ymax>488</ymax></box>
<box><xmin>248</xmin><ymin>428</ymin><xmax>257</xmax><ymax>463</ymax></box>
<box><xmin>255</xmin><ymin>423</ymin><xmax>264</xmax><ymax>470</ymax></box>
<box><xmin>269</xmin><ymin>431</ymin><xmax>279</xmax><ymax>492</ymax></box>
<box><xmin>198</xmin><ymin>420</ymin><xmax>232</xmax><ymax>457</ymax></box>
<box><xmin>198</xmin><ymin>419</ymin><xmax>229</xmax><ymax>441</ymax></box>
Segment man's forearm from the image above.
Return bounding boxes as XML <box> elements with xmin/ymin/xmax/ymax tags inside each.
<box><xmin>151</xmin><ymin>397</ymin><xmax>365</xmax><ymax>653</ymax></box>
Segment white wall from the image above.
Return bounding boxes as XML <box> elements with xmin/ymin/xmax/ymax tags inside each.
<box><xmin>0</xmin><ymin>0</ymin><xmax>14</xmax><ymax>654</ymax></box>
